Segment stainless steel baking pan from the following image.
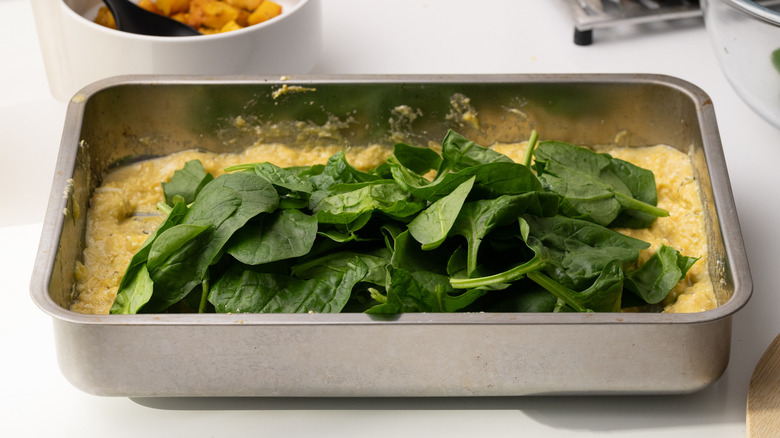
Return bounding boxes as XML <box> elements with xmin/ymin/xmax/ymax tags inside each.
<box><xmin>30</xmin><ymin>74</ymin><xmax>752</xmax><ymax>397</ymax></box>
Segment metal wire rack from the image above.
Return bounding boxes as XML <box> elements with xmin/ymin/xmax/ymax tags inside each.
<box><xmin>570</xmin><ymin>0</ymin><xmax>702</xmax><ymax>45</ymax></box>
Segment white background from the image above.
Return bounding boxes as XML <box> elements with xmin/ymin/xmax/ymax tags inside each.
<box><xmin>2</xmin><ymin>0</ymin><xmax>779</xmax><ymax>436</ymax></box>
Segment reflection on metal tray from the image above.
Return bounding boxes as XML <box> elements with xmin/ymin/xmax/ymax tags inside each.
<box><xmin>570</xmin><ymin>0</ymin><xmax>702</xmax><ymax>45</ymax></box>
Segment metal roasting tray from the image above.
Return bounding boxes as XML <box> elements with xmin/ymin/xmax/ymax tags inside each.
<box><xmin>30</xmin><ymin>74</ymin><xmax>752</xmax><ymax>397</ymax></box>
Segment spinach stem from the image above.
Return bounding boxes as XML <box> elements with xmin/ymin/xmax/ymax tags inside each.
<box><xmin>450</xmin><ymin>254</ymin><xmax>545</xmax><ymax>289</ymax></box>
<box><xmin>198</xmin><ymin>271</ymin><xmax>210</xmax><ymax>314</ymax></box>
<box><xmin>156</xmin><ymin>202</ymin><xmax>173</xmax><ymax>216</ymax></box>
<box><xmin>521</xmin><ymin>130</ymin><xmax>538</xmax><ymax>169</ymax></box>
<box><xmin>526</xmin><ymin>271</ymin><xmax>588</xmax><ymax>313</ymax></box>
<box><xmin>614</xmin><ymin>192</ymin><xmax>669</xmax><ymax>217</ymax></box>
<box><xmin>368</xmin><ymin>287</ymin><xmax>387</xmax><ymax>304</ymax></box>
<box><xmin>224</xmin><ymin>163</ymin><xmax>256</xmax><ymax>173</ymax></box>
<box><xmin>467</xmin><ymin>239</ymin><xmax>480</xmax><ymax>277</ymax></box>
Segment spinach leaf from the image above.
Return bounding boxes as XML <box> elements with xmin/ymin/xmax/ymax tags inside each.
<box><xmin>521</xmin><ymin>214</ymin><xmax>649</xmax><ymax>291</ymax></box>
<box><xmin>392</xmin><ymin>142</ymin><xmax>442</xmax><ymax>175</ymax></box>
<box><xmin>451</xmin><ymin>215</ymin><xmax>648</xmax><ymax>312</ymax></box>
<box><xmin>366</xmin><ymin>266</ymin><xmax>485</xmax><ymax>313</ymax></box>
<box><xmin>534</xmin><ymin>141</ymin><xmax>668</xmax><ymax>227</ymax></box>
<box><xmin>439</xmin><ymin>130</ymin><xmax>513</xmax><ymax>173</ymax></box>
<box><xmin>184</xmin><ymin>172</ymin><xmax>278</xmax><ymax>227</ymax></box>
<box><xmin>466</xmin><ymin>281</ymin><xmax>559</xmax><ymax>313</ymax></box>
<box><xmin>392</xmin><ymin>161</ymin><xmax>542</xmax><ymax>203</ymax></box>
<box><xmin>208</xmin><ymin>258</ymin><xmax>368</xmax><ymax>313</ymax></box>
<box><xmin>111</xmin><ymin>201</ymin><xmax>189</xmax><ymax>315</ymax></box>
<box><xmin>309</xmin><ymin>151</ymin><xmax>380</xmax><ymax>191</ymax></box>
<box><xmin>145</xmin><ymin>172</ymin><xmax>279</xmax><ymax>312</ymax></box>
<box><xmin>606</xmin><ymin>158</ymin><xmax>661</xmax><ymax>228</ymax></box>
<box><xmin>314</xmin><ymin>181</ymin><xmax>424</xmax><ymax>224</ymax></box>
<box><xmin>227</xmin><ymin>161</ymin><xmax>314</xmax><ymax>194</ymax></box>
<box><xmin>392</xmin><ymin>230</ymin><xmax>454</xmax><ymax>276</ymax></box>
<box><xmin>226</xmin><ymin>209</ymin><xmax>318</xmax><ymax>265</ymax></box>
<box><xmin>387</xmin><ymin>131</ymin><xmax>540</xmax><ymax>203</ymax></box>
<box><xmin>162</xmin><ymin>160</ymin><xmax>213</xmax><ymax>206</ymax></box>
<box><xmin>147</xmin><ymin>224</ymin><xmax>213</xmax><ymax>272</ymax></box>
<box><xmin>229</xmin><ymin>161</ymin><xmax>316</xmax><ymax>211</ymax></box>
<box><xmin>291</xmin><ymin>249</ymin><xmax>391</xmax><ymax>286</ymax></box>
<box><xmin>527</xmin><ymin>261</ymin><xmax>625</xmax><ymax>312</ymax></box>
<box><xmin>492</xmin><ymin>287</ymin><xmax>559</xmax><ymax>313</ymax></box>
<box><xmin>387</xmin><ymin>154</ymin><xmax>434</xmax><ymax>193</ymax></box>
<box><xmin>144</xmin><ymin>223</ymin><xmax>213</xmax><ymax>312</ymax></box>
<box><xmin>317</xmin><ymin>211</ymin><xmax>373</xmax><ymax>242</ymax></box>
<box><xmin>450</xmin><ymin>192</ymin><xmax>559</xmax><ymax>276</ymax></box>
<box><xmin>451</xmin><ymin>216</ymin><xmax>693</xmax><ymax>312</ymax></box>
<box><xmin>408</xmin><ymin>176</ymin><xmax>475</xmax><ymax>250</ymax></box>
<box><xmin>115</xmin><ymin>202</ymin><xmax>188</xmax><ymax>290</ymax></box>
<box><xmin>624</xmin><ymin>245</ymin><xmax>699</xmax><ymax>304</ymax></box>
<box><xmin>110</xmin><ymin>264</ymin><xmax>154</xmax><ymax>315</ymax></box>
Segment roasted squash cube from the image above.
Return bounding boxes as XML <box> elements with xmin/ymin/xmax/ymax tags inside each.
<box><xmin>188</xmin><ymin>0</ymin><xmax>241</xmax><ymax>29</ymax></box>
<box><xmin>220</xmin><ymin>20</ymin><xmax>244</xmax><ymax>33</ymax></box>
<box><xmin>155</xmin><ymin>0</ymin><xmax>190</xmax><ymax>16</ymax></box>
<box><xmin>138</xmin><ymin>0</ymin><xmax>161</xmax><ymax>14</ymax></box>
<box><xmin>247</xmin><ymin>0</ymin><xmax>282</xmax><ymax>25</ymax></box>
<box><xmin>224</xmin><ymin>0</ymin><xmax>264</xmax><ymax>11</ymax></box>
<box><xmin>94</xmin><ymin>6</ymin><xmax>117</xmax><ymax>29</ymax></box>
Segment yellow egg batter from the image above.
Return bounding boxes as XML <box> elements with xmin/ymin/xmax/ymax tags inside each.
<box><xmin>71</xmin><ymin>140</ymin><xmax>715</xmax><ymax>315</ymax></box>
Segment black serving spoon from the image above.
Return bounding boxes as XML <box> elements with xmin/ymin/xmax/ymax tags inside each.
<box><xmin>102</xmin><ymin>0</ymin><xmax>201</xmax><ymax>37</ymax></box>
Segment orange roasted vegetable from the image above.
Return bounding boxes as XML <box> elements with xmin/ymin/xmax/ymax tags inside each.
<box><xmin>188</xmin><ymin>0</ymin><xmax>240</xmax><ymax>29</ymax></box>
<box><xmin>94</xmin><ymin>6</ymin><xmax>117</xmax><ymax>29</ymax></box>
<box><xmin>248</xmin><ymin>1</ymin><xmax>282</xmax><ymax>25</ymax></box>
<box><xmin>93</xmin><ymin>0</ymin><xmax>282</xmax><ymax>34</ymax></box>
<box><xmin>138</xmin><ymin>0</ymin><xmax>162</xmax><ymax>14</ymax></box>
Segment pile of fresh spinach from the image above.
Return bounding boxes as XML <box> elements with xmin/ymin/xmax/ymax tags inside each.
<box><xmin>110</xmin><ymin>130</ymin><xmax>698</xmax><ymax>315</ymax></box>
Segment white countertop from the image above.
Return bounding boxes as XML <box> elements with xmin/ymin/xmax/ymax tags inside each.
<box><xmin>3</xmin><ymin>0</ymin><xmax>779</xmax><ymax>436</ymax></box>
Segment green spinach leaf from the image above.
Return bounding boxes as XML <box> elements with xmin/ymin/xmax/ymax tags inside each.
<box><xmin>451</xmin><ymin>215</ymin><xmax>648</xmax><ymax>312</ymax></box>
<box><xmin>162</xmin><ymin>160</ymin><xmax>213</xmax><ymax>206</ymax></box>
<box><xmin>393</xmin><ymin>161</ymin><xmax>542</xmax><ymax>203</ymax></box>
<box><xmin>145</xmin><ymin>172</ymin><xmax>279</xmax><ymax>312</ymax></box>
<box><xmin>527</xmin><ymin>261</ymin><xmax>625</xmax><ymax>312</ymax></box>
<box><xmin>291</xmin><ymin>249</ymin><xmax>391</xmax><ymax>286</ymax></box>
<box><xmin>226</xmin><ymin>209</ymin><xmax>318</xmax><ymax>265</ymax></box>
<box><xmin>624</xmin><ymin>244</ymin><xmax>699</xmax><ymax>304</ymax></box>
<box><xmin>534</xmin><ymin>141</ymin><xmax>668</xmax><ymax>227</ymax></box>
<box><xmin>314</xmin><ymin>181</ymin><xmax>424</xmax><ymax>224</ymax></box>
<box><xmin>144</xmin><ymin>223</ymin><xmax>213</xmax><ymax>312</ymax></box>
<box><xmin>366</xmin><ymin>266</ymin><xmax>485</xmax><ymax>313</ymax></box>
<box><xmin>209</xmin><ymin>258</ymin><xmax>368</xmax><ymax>313</ymax></box>
<box><xmin>521</xmin><ymin>214</ymin><xmax>649</xmax><ymax>291</ymax></box>
<box><xmin>439</xmin><ymin>130</ymin><xmax>513</xmax><ymax>173</ymax></box>
<box><xmin>408</xmin><ymin>176</ymin><xmax>475</xmax><ymax>250</ymax></box>
<box><xmin>392</xmin><ymin>142</ymin><xmax>442</xmax><ymax>175</ymax></box>
<box><xmin>111</xmin><ymin>202</ymin><xmax>189</xmax><ymax>314</ymax></box>
<box><xmin>110</xmin><ymin>264</ymin><xmax>154</xmax><ymax>315</ymax></box>
<box><xmin>450</xmin><ymin>192</ymin><xmax>558</xmax><ymax>276</ymax></box>
<box><xmin>227</xmin><ymin>161</ymin><xmax>314</xmax><ymax>194</ymax></box>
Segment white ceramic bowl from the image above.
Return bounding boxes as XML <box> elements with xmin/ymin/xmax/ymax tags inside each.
<box><xmin>30</xmin><ymin>0</ymin><xmax>321</xmax><ymax>101</ymax></box>
<box><xmin>703</xmin><ymin>0</ymin><xmax>780</xmax><ymax>128</ymax></box>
